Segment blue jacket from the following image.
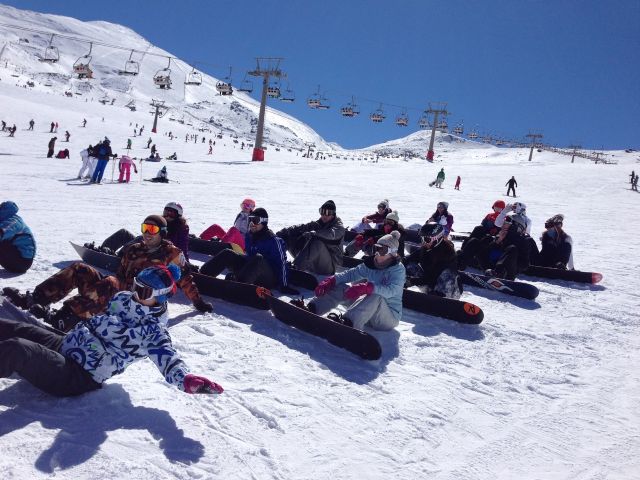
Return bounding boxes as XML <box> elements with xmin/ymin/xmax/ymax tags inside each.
<box><xmin>60</xmin><ymin>291</ymin><xmax>190</xmax><ymax>390</ymax></box>
<box><xmin>244</xmin><ymin>228</ymin><xmax>289</xmax><ymax>287</ymax></box>
<box><xmin>0</xmin><ymin>201</ymin><xmax>36</xmax><ymax>259</ymax></box>
<box><xmin>334</xmin><ymin>257</ymin><xmax>405</xmax><ymax>321</ymax></box>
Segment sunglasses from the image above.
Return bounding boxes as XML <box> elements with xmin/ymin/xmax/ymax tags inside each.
<box><xmin>141</xmin><ymin>223</ymin><xmax>161</xmax><ymax>235</ymax></box>
<box><xmin>374</xmin><ymin>244</ymin><xmax>390</xmax><ymax>255</ymax></box>
<box><xmin>248</xmin><ymin>216</ymin><xmax>268</xmax><ymax>225</ymax></box>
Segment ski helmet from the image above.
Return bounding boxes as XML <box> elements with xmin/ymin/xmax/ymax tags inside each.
<box><xmin>418</xmin><ymin>222</ymin><xmax>445</xmax><ymax>249</ymax></box>
<box><xmin>512</xmin><ymin>202</ymin><xmax>526</xmax><ymax>215</ymax></box>
<box><xmin>492</xmin><ymin>200</ymin><xmax>506</xmax><ymax>211</ymax></box>
<box><xmin>164</xmin><ymin>201</ymin><xmax>183</xmax><ymax>217</ymax></box>
<box><xmin>133</xmin><ymin>264</ymin><xmax>181</xmax><ymax>304</ymax></box>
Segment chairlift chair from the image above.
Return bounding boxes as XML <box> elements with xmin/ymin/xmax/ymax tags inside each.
<box><xmin>418</xmin><ymin>114</ymin><xmax>430</xmax><ymax>129</ymax></box>
<box><xmin>154</xmin><ymin>58</ymin><xmax>173</xmax><ymax>89</ymax></box>
<box><xmin>395</xmin><ymin>111</ymin><xmax>409</xmax><ymax>127</ymax></box>
<box><xmin>267</xmin><ymin>84</ymin><xmax>281</xmax><ymax>98</ymax></box>
<box><xmin>280</xmin><ymin>84</ymin><xmax>295</xmax><ymax>102</ymax></box>
<box><xmin>370</xmin><ymin>105</ymin><xmax>386</xmax><ymax>123</ymax></box>
<box><xmin>73</xmin><ymin>43</ymin><xmax>93</xmax><ymax>79</ymax></box>
<box><xmin>308</xmin><ymin>85</ymin><xmax>329</xmax><ymax>109</ymax></box>
<box><xmin>453</xmin><ymin>123</ymin><xmax>464</xmax><ymax>135</ymax></box>
<box><xmin>120</xmin><ymin>50</ymin><xmax>139</xmax><ymax>76</ymax></box>
<box><xmin>185</xmin><ymin>67</ymin><xmax>202</xmax><ymax>86</ymax></box>
<box><xmin>216</xmin><ymin>67</ymin><xmax>233</xmax><ymax>95</ymax></box>
<box><xmin>438</xmin><ymin>118</ymin><xmax>448</xmax><ymax>132</ymax></box>
<box><xmin>468</xmin><ymin>130</ymin><xmax>479</xmax><ymax>139</ymax></box>
<box><xmin>340</xmin><ymin>97</ymin><xmax>359</xmax><ymax>117</ymax></box>
<box><xmin>238</xmin><ymin>74</ymin><xmax>253</xmax><ymax>93</ymax></box>
<box><xmin>40</xmin><ymin>35</ymin><xmax>59</xmax><ymax>63</ymax></box>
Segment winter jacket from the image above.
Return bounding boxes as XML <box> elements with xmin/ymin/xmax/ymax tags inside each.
<box><xmin>404</xmin><ymin>239</ymin><xmax>457</xmax><ymax>289</ymax></box>
<box><xmin>334</xmin><ymin>256</ymin><xmax>405</xmax><ymax>321</ymax></box>
<box><xmin>244</xmin><ymin>228</ymin><xmax>289</xmax><ymax>287</ymax></box>
<box><xmin>494</xmin><ymin>208</ymin><xmax>532</xmax><ymax>235</ymax></box>
<box><xmin>117</xmin><ymin>240</ymin><xmax>203</xmax><ymax>304</ymax></box>
<box><xmin>437</xmin><ymin>169</ymin><xmax>445</xmax><ymax>180</ymax></box>
<box><xmin>427</xmin><ymin>211</ymin><xmax>454</xmax><ymax>236</ymax></box>
<box><xmin>363</xmin><ymin>208</ymin><xmax>392</xmax><ymax>226</ymax></box>
<box><xmin>361</xmin><ymin>223</ymin><xmax>407</xmax><ymax>257</ymax></box>
<box><xmin>233</xmin><ymin>211</ymin><xmax>251</xmax><ymax>235</ymax></box>
<box><xmin>278</xmin><ymin>216</ymin><xmax>345</xmax><ymax>268</ymax></box>
<box><xmin>167</xmin><ymin>222</ymin><xmax>190</xmax><ymax>262</ymax></box>
<box><xmin>0</xmin><ymin>201</ymin><xmax>36</xmax><ymax>259</ymax></box>
<box><xmin>96</xmin><ymin>142</ymin><xmax>113</xmax><ymax>161</ymax></box>
<box><xmin>480</xmin><ymin>211</ymin><xmax>501</xmax><ymax>236</ymax></box>
<box><xmin>60</xmin><ymin>291</ymin><xmax>190</xmax><ymax>389</ymax></box>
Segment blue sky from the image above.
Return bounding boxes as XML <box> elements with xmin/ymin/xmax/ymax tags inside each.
<box><xmin>4</xmin><ymin>0</ymin><xmax>639</xmax><ymax>149</ymax></box>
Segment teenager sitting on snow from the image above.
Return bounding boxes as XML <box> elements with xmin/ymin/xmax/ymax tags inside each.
<box><xmin>0</xmin><ymin>264</ymin><xmax>223</xmax><ymax>397</ymax></box>
<box><xmin>350</xmin><ymin>199</ymin><xmax>392</xmax><ymax>233</ymax></box>
<box><xmin>199</xmin><ymin>198</ymin><xmax>256</xmax><ymax>253</ymax></box>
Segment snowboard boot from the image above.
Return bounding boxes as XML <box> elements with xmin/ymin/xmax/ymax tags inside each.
<box><xmin>2</xmin><ymin>287</ymin><xmax>36</xmax><ymax>310</ymax></box>
<box><xmin>289</xmin><ymin>297</ymin><xmax>316</xmax><ymax>313</ymax></box>
<box><xmin>42</xmin><ymin>305</ymin><xmax>84</xmax><ymax>332</ymax></box>
<box><xmin>327</xmin><ymin>312</ymin><xmax>353</xmax><ymax>328</ymax></box>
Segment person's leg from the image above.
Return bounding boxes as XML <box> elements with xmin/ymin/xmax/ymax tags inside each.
<box><xmin>345</xmin><ymin>294</ymin><xmax>399</xmax><ymax>331</ymax></box>
<box><xmin>199</xmin><ymin>224</ymin><xmax>227</xmax><ymax>240</ymax></box>
<box><xmin>0</xmin><ymin>241</ymin><xmax>33</xmax><ymax>273</ymax></box>
<box><xmin>237</xmin><ymin>254</ymin><xmax>277</xmax><ymax>288</ymax></box>
<box><xmin>495</xmin><ymin>245</ymin><xmax>518</xmax><ymax>279</ymax></box>
<box><xmin>293</xmin><ymin>239</ymin><xmax>335</xmax><ymax>275</ymax></box>
<box><xmin>101</xmin><ymin>229</ymin><xmax>136</xmax><ymax>251</ymax></box>
<box><xmin>200</xmin><ymin>249</ymin><xmax>245</xmax><ymax>277</ymax></box>
<box><xmin>308</xmin><ymin>284</ymin><xmax>348</xmax><ymax>315</ymax></box>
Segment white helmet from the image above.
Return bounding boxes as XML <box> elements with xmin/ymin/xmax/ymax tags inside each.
<box><xmin>164</xmin><ymin>201</ymin><xmax>183</xmax><ymax>216</ymax></box>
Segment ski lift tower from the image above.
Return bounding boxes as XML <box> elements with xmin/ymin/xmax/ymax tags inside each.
<box><xmin>425</xmin><ymin>102</ymin><xmax>448</xmax><ymax>161</ymax></box>
<box><xmin>525</xmin><ymin>132</ymin><xmax>543</xmax><ymax>162</ymax></box>
<box><xmin>150</xmin><ymin>99</ymin><xmax>168</xmax><ymax>134</ymax></box>
<box><xmin>567</xmin><ymin>144</ymin><xmax>581</xmax><ymax>163</ymax></box>
<box><xmin>248</xmin><ymin>57</ymin><xmax>286</xmax><ymax>161</ymax></box>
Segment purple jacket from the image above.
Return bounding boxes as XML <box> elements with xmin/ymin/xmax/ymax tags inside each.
<box><xmin>167</xmin><ymin>223</ymin><xmax>190</xmax><ymax>262</ymax></box>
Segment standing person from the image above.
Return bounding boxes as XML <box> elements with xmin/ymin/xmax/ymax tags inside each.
<box><xmin>404</xmin><ymin>223</ymin><xmax>461</xmax><ymax>299</ymax></box>
<box><xmin>0</xmin><ymin>264</ymin><xmax>223</xmax><ymax>397</ymax></box>
<box><xmin>47</xmin><ymin>136</ymin><xmax>57</xmax><ymax>158</ymax></box>
<box><xmin>0</xmin><ymin>201</ymin><xmax>36</xmax><ymax>274</ymax></box>
<box><xmin>630</xmin><ymin>171</ymin><xmax>636</xmax><ymax>187</ymax></box>
<box><xmin>117</xmin><ymin>154</ymin><xmax>138</xmax><ymax>183</ymax></box>
<box><xmin>426</xmin><ymin>201</ymin><xmax>454</xmax><ymax>237</ymax></box>
<box><xmin>506</xmin><ymin>176</ymin><xmax>518</xmax><ymax>197</ymax></box>
<box><xmin>199</xmin><ymin>198</ymin><xmax>256</xmax><ymax>252</ymax></box>
<box><xmin>454</xmin><ymin>175</ymin><xmax>461</xmax><ymax>190</ymax></box>
<box><xmin>151</xmin><ymin>144</ymin><xmax>157</xmax><ymax>156</ymax></box>
<box><xmin>200</xmin><ymin>208</ymin><xmax>297</xmax><ymax>293</ymax></box>
<box><xmin>307</xmin><ymin>231</ymin><xmax>405</xmax><ymax>331</ymax></box>
<box><xmin>633</xmin><ymin>174</ymin><xmax>639</xmax><ymax>192</ymax></box>
<box><xmin>28</xmin><ymin>119</ymin><xmax>34</xmax><ymax>130</ymax></box>
<box><xmin>65</xmin><ymin>130</ymin><xmax>70</xmax><ymax>142</ymax></box>
<box><xmin>54</xmin><ymin>122</ymin><xmax>58</xmax><ymax>133</ymax></box>
<box><xmin>90</xmin><ymin>138</ymin><xmax>114</xmax><ymax>184</ymax></box>
<box><xmin>77</xmin><ymin>145</ymin><xmax>93</xmax><ymax>179</ymax></box>
<box><xmin>277</xmin><ymin>200</ymin><xmax>346</xmax><ymax>275</ymax></box>
<box><xmin>49</xmin><ymin>121</ymin><xmax>54</xmax><ymax>133</ymax></box>
<box><xmin>146</xmin><ymin>137</ymin><xmax>152</xmax><ymax>149</ymax></box>
<box><xmin>126</xmin><ymin>138</ymin><xmax>132</xmax><ymax>150</ymax></box>
<box><xmin>208</xmin><ymin>145</ymin><xmax>213</xmax><ymax>155</ymax></box>
<box><xmin>3</xmin><ymin>214</ymin><xmax>213</xmax><ymax>331</ymax></box>
<box><xmin>82</xmin><ymin>118</ymin><xmax>87</xmax><ymax>127</ymax></box>
<box><xmin>8</xmin><ymin>125</ymin><xmax>16</xmax><ymax>137</ymax></box>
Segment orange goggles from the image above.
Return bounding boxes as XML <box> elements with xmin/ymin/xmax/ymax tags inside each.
<box><xmin>141</xmin><ymin>223</ymin><xmax>161</xmax><ymax>235</ymax></box>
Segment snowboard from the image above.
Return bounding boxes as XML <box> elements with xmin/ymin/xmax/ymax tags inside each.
<box><xmin>524</xmin><ymin>265</ymin><xmax>603</xmax><ymax>284</ymax></box>
<box><xmin>263</xmin><ymin>291</ymin><xmax>382</xmax><ymax>360</ymax></box>
<box><xmin>338</xmin><ymin>256</ymin><xmax>484</xmax><ymax>323</ymax></box>
<box><xmin>459</xmin><ymin>270</ymin><xmax>539</xmax><ymax>300</ymax></box>
<box><xmin>70</xmin><ymin>242</ymin><xmax>269</xmax><ymax>310</ymax></box>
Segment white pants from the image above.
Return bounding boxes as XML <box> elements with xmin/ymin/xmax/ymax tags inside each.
<box><xmin>77</xmin><ymin>156</ymin><xmax>91</xmax><ymax>178</ymax></box>
<box><xmin>310</xmin><ymin>285</ymin><xmax>399</xmax><ymax>331</ymax></box>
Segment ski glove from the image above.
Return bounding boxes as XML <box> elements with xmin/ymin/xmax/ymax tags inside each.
<box><xmin>344</xmin><ymin>282</ymin><xmax>374</xmax><ymax>300</ymax></box>
<box><xmin>183</xmin><ymin>374</ymin><xmax>224</xmax><ymax>394</ymax></box>
<box><xmin>315</xmin><ymin>276</ymin><xmax>336</xmax><ymax>297</ymax></box>
<box><xmin>194</xmin><ymin>299</ymin><xmax>213</xmax><ymax>313</ymax></box>
<box><xmin>302</xmin><ymin>231</ymin><xmax>316</xmax><ymax>240</ymax></box>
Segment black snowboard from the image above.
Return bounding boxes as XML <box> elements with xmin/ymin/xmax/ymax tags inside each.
<box><xmin>459</xmin><ymin>271</ymin><xmax>539</xmax><ymax>300</ymax></box>
<box><xmin>264</xmin><ymin>292</ymin><xmax>382</xmax><ymax>360</ymax></box>
<box><xmin>70</xmin><ymin>242</ymin><xmax>269</xmax><ymax>310</ymax></box>
<box><xmin>524</xmin><ymin>265</ymin><xmax>603</xmax><ymax>284</ymax></box>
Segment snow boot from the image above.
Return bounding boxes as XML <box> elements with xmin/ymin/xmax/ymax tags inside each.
<box><xmin>42</xmin><ymin>305</ymin><xmax>84</xmax><ymax>332</ymax></box>
<box><xmin>2</xmin><ymin>287</ymin><xmax>36</xmax><ymax>309</ymax></box>
<box><xmin>327</xmin><ymin>312</ymin><xmax>353</xmax><ymax>328</ymax></box>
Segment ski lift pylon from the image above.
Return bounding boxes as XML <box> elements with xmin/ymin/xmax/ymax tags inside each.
<box><xmin>153</xmin><ymin>58</ymin><xmax>172</xmax><ymax>89</ymax></box>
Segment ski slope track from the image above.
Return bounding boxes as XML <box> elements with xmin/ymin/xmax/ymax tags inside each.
<box><xmin>0</xmin><ymin>5</ymin><xmax>639</xmax><ymax>480</ymax></box>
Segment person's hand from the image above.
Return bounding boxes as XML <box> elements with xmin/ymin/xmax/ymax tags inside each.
<box><xmin>183</xmin><ymin>374</ymin><xmax>223</xmax><ymax>394</ymax></box>
<box><xmin>315</xmin><ymin>276</ymin><xmax>336</xmax><ymax>297</ymax></box>
<box><xmin>302</xmin><ymin>231</ymin><xmax>316</xmax><ymax>240</ymax></box>
<box><xmin>344</xmin><ymin>282</ymin><xmax>374</xmax><ymax>300</ymax></box>
<box><xmin>194</xmin><ymin>299</ymin><xmax>213</xmax><ymax>313</ymax></box>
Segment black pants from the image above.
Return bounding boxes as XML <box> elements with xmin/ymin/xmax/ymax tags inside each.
<box><xmin>507</xmin><ymin>186</ymin><xmax>516</xmax><ymax>197</ymax></box>
<box><xmin>200</xmin><ymin>250</ymin><xmax>277</xmax><ymax>288</ymax></box>
<box><xmin>0</xmin><ymin>241</ymin><xmax>33</xmax><ymax>273</ymax></box>
<box><xmin>0</xmin><ymin>318</ymin><xmax>101</xmax><ymax>397</ymax></box>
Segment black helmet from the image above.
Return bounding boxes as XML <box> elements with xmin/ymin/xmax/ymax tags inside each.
<box><xmin>418</xmin><ymin>222</ymin><xmax>444</xmax><ymax>249</ymax></box>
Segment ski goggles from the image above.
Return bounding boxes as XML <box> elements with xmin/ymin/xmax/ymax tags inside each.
<box><xmin>132</xmin><ymin>277</ymin><xmax>174</xmax><ymax>301</ymax></box>
<box><xmin>319</xmin><ymin>208</ymin><xmax>335</xmax><ymax>216</ymax></box>
<box><xmin>162</xmin><ymin>208</ymin><xmax>178</xmax><ymax>219</ymax></box>
<box><xmin>248</xmin><ymin>216</ymin><xmax>268</xmax><ymax>225</ymax></box>
<box><xmin>141</xmin><ymin>223</ymin><xmax>161</xmax><ymax>235</ymax></box>
<box><xmin>374</xmin><ymin>244</ymin><xmax>397</xmax><ymax>256</ymax></box>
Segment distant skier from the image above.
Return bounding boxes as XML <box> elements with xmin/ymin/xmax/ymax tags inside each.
<box><xmin>630</xmin><ymin>171</ymin><xmax>636</xmax><ymax>186</ymax></box>
<box><xmin>49</xmin><ymin>121</ymin><xmax>54</xmax><ymax>133</ymax></box>
<box><xmin>126</xmin><ymin>138</ymin><xmax>132</xmax><ymax>150</ymax></box>
<box><xmin>54</xmin><ymin>122</ymin><xmax>58</xmax><ymax>133</ymax></box>
<box><xmin>82</xmin><ymin>118</ymin><xmax>87</xmax><ymax>127</ymax></box>
<box><xmin>77</xmin><ymin>145</ymin><xmax>93</xmax><ymax>179</ymax></box>
<box><xmin>429</xmin><ymin>168</ymin><xmax>445</xmax><ymax>188</ymax></box>
<box><xmin>506</xmin><ymin>176</ymin><xmax>518</xmax><ymax>197</ymax></box>
<box><xmin>147</xmin><ymin>137</ymin><xmax>152</xmax><ymax>149</ymax></box>
<box><xmin>65</xmin><ymin>130</ymin><xmax>70</xmax><ymax>142</ymax></box>
<box><xmin>47</xmin><ymin>137</ymin><xmax>57</xmax><ymax>158</ymax></box>
<box><xmin>454</xmin><ymin>175</ymin><xmax>461</xmax><ymax>190</ymax></box>
<box><xmin>28</xmin><ymin>119</ymin><xmax>34</xmax><ymax>131</ymax></box>
<box><xmin>632</xmin><ymin>175</ymin><xmax>638</xmax><ymax>192</ymax></box>
<box><xmin>118</xmin><ymin>154</ymin><xmax>138</xmax><ymax>183</ymax></box>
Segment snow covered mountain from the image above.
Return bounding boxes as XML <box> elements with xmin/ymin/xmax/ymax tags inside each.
<box><xmin>0</xmin><ymin>4</ymin><xmax>336</xmax><ymax>151</ymax></box>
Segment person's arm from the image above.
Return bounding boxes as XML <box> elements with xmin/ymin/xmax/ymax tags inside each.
<box><xmin>314</xmin><ymin>218</ymin><xmax>345</xmax><ymax>243</ymax></box>
<box><xmin>494</xmin><ymin>206</ymin><xmax>510</xmax><ymax>228</ymax></box>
